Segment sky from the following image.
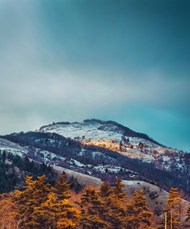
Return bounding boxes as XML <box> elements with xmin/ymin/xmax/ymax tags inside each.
<box><xmin>0</xmin><ymin>0</ymin><xmax>190</xmax><ymax>151</ymax></box>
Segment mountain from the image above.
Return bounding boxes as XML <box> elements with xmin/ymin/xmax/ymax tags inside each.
<box><xmin>0</xmin><ymin>119</ymin><xmax>190</xmax><ymax>198</ymax></box>
<box><xmin>39</xmin><ymin>119</ymin><xmax>161</xmax><ymax>145</ymax></box>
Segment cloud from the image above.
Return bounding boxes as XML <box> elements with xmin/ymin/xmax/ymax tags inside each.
<box><xmin>1</xmin><ymin>64</ymin><xmax>189</xmax><ymax>117</ymax></box>
<box><xmin>0</xmin><ymin>0</ymin><xmax>189</xmax><ymax>151</ymax></box>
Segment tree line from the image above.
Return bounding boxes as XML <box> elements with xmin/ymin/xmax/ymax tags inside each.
<box><xmin>0</xmin><ymin>174</ymin><xmax>190</xmax><ymax>229</ymax></box>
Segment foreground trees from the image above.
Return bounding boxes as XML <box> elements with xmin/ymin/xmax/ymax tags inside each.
<box><xmin>0</xmin><ymin>174</ymin><xmax>188</xmax><ymax>229</ymax></box>
<box><xmin>13</xmin><ymin>175</ymin><xmax>80</xmax><ymax>229</ymax></box>
<box><xmin>80</xmin><ymin>179</ymin><xmax>153</xmax><ymax>229</ymax></box>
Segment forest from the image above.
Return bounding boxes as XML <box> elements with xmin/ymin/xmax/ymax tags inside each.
<box><xmin>0</xmin><ymin>174</ymin><xmax>190</xmax><ymax>229</ymax></box>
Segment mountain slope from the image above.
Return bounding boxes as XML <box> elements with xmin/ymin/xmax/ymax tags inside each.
<box><xmin>38</xmin><ymin>119</ymin><xmax>189</xmax><ymax>174</ymax></box>
<box><xmin>1</xmin><ymin>119</ymin><xmax>190</xmax><ymax>197</ymax></box>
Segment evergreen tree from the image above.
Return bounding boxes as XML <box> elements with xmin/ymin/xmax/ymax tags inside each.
<box><xmin>99</xmin><ymin>180</ymin><xmax>131</xmax><ymax>228</ymax></box>
<box><xmin>106</xmin><ymin>179</ymin><xmax>129</xmax><ymax>228</ymax></box>
<box><xmin>13</xmin><ymin>175</ymin><xmax>51</xmax><ymax>228</ymax></box>
<box><xmin>167</xmin><ymin>188</ymin><xmax>182</xmax><ymax>229</ymax></box>
<box><xmin>126</xmin><ymin>190</ymin><xmax>153</xmax><ymax>229</ymax></box>
<box><xmin>32</xmin><ymin>191</ymin><xmax>81</xmax><ymax>229</ymax></box>
<box><xmin>53</xmin><ymin>173</ymin><xmax>81</xmax><ymax>228</ymax></box>
<box><xmin>99</xmin><ymin>181</ymin><xmax>112</xmax><ymax>198</ymax></box>
<box><xmin>32</xmin><ymin>192</ymin><xmax>57</xmax><ymax>228</ymax></box>
<box><xmin>53</xmin><ymin>173</ymin><xmax>71</xmax><ymax>200</ymax></box>
<box><xmin>80</xmin><ymin>185</ymin><xmax>110</xmax><ymax>229</ymax></box>
<box><xmin>111</xmin><ymin>178</ymin><xmax>127</xmax><ymax>200</ymax></box>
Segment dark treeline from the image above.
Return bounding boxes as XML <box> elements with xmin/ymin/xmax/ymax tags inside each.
<box><xmin>0</xmin><ymin>151</ymin><xmax>82</xmax><ymax>194</ymax></box>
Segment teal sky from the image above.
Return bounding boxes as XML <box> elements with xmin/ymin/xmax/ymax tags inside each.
<box><xmin>0</xmin><ymin>0</ymin><xmax>190</xmax><ymax>151</ymax></box>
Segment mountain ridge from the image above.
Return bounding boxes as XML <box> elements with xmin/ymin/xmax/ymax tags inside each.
<box><xmin>39</xmin><ymin>118</ymin><xmax>163</xmax><ymax>146</ymax></box>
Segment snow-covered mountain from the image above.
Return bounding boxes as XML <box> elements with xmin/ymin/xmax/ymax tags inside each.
<box><xmin>38</xmin><ymin>119</ymin><xmax>187</xmax><ymax>172</ymax></box>
<box><xmin>1</xmin><ymin>119</ymin><xmax>190</xmax><ymax>197</ymax></box>
<box><xmin>39</xmin><ymin>119</ymin><xmax>159</xmax><ymax>144</ymax></box>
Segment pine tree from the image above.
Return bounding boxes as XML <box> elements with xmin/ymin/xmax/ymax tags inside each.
<box><xmin>32</xmin><ymin>191</ymin><xmax>81</xmax><ymax>229</ymax></box>
<box><xmin>80</xmin><ymin>185</ymin><xmax>110</xmax><ymax>229</ymax></box>
<box><xmin>13</xmin><ymin>175</ymin><xmax>51</xmax><ymax>228</ymax></box>
<box><xmin>126</xmin><ymin>190</ymin><xmax>153</xmax><ymax>229</ymax></box>
<box><xmin>167</xmin><ymin>188</ymin><xmax>182</xmax><ymax>229</ymax></box>
<box><xmin>96</xmin><ymin>179</ymin><xmax>131</xmax><ymax>229</ymax></box>
<box><xmin>99</xmin><ymin>181</ymin><xmax>112</xmax><ymax>198</ymax></box>
<box><xmin>111</xmin><ymin>178</ymin><xmax>127</xmax><ymax>200</ymax></box>
<box><xmin>53</xmin><ymin>173</ymin><xmax>81</xmax><ymax>228</ymax></box>
<box><xmin>53</xmin><ymin>173</ymin><xmax>71</xmax><ymax>200</ymax></box>
<box><xmin>31</xmin><ymin>192</ymin><xmax>57</xmax><ymax>229</ymax></box>
<box><xmin>106</xmin><ymin>179</ymin><xmax>129</xmax><ymax>228</ymax></box>
<box><xmin>98</xmin><ymin>182</ymin><xmax>113</xmax><ymax>228</ymax></box>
